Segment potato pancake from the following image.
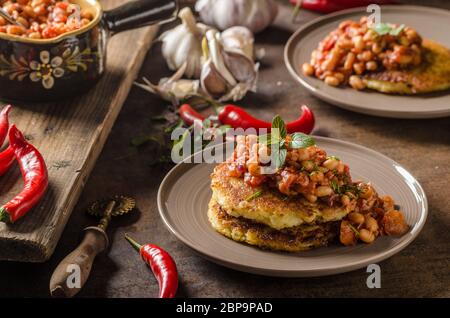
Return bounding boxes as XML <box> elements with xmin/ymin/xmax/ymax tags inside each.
<box><xmin>211</xmin><ymin>163</ymin><xmax>349</xmax><ymax>230</ymax></box>
<box><xmin>208</xmin><ymin>198</ymin><xmax>339</xmax><ymax>252</ymax></box>
<box><xmin>364</xmin><ymin>40</ymin><xmax>450</xmax><ymax>94</ymax></box>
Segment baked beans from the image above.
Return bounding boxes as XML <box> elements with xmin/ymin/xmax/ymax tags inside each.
<box><xmin>226</xmin><ymin>134</ymin><xmax>409</xmax><ymax>246</ymax></box>
<box><xmin>0</xmin><ymin>0</ymin><xmax>94</xmax><ymax>39</ymax></box>
<box><xmin>302</xmin><ymin>16</ymin><xmax>423</xmax><ymax>89</ymax></box>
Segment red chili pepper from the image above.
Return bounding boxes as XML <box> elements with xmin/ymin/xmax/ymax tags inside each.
<box><xmin>292</xmin><ymin>0</ymin><xmax>346</xmax><ymax>13</ymax></box>
<box><xmin>337</xmin><ymin>0</ymin><xmax>397</xmax><ymax>6</ymax></box>
<box><xmin>0</xmin><ymin>125</ymin><xmax>48</xmax><ymax>224</ymax></box>
<box><xmin>0</xmin><ymin>105</ymin><xmax>15</xmax><ymax>176</ymax></box>
<box><xmin>179</xmin><ymin>104</ymin><xmax>205</xmax><ymax>126</ymax></box>
<box><xmin>290</xmin><ymin>0</ymin><xmax>397</xmax><ymax>14</ymax></box>
<box><xmin>0</xmin><ymin>105</ymin><xmax>12</xmax><ymax>146</ymax></box>
<box><xmin>218</xmin><ymin>105</ymin><xmax>315</xmax><ymax>134</ymax></box>
<box><xmin>286</xmin><ymin>105</ymin><xmax>315</xmax><ymax>134</ymax></box>
<box><xmin>125</xmin><ymin>235</ymin><xmax>178</xmax><ymax>298</ymax></box>
<box><xmin>0</xmin><ymin>146</ymin><xmax>15</xmax><ymax>177</ymax></box>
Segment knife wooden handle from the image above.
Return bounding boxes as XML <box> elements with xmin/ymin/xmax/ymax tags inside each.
<box><xmin>49</xmin><ymin>227</ymin><xmax>109</xmax><ymax>298</ymax></box>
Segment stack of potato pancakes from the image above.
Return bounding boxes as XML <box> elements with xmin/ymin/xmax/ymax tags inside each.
<box><xmin>208</xmin><ymin>163</ymin><xmax>349</xmax><ymax>252</ymax></box>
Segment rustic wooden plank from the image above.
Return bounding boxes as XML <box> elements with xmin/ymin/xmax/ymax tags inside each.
<box><xmin>0</xmin><ymin>0</ymin><xmax>159</xmax><ymax>262</ymax></box>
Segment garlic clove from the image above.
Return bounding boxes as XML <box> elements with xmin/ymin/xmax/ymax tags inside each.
<box><xmin>218</xmin><ymin>63</ymin><xmax>260</xmax><ymax>102</ymax></box>
<box><xmin>221</xmin><ymin>50</ymin><xmax>256</xmax><ymax>83</ymax></box>
<box><xmin>221</xmin><ymin>26</ymin><xmax>255</xmax><ymax>61</ymax></box>
<box><xmin>205</xmin><ymin>30</ymin><xmax>237</xmax><ymax>86</ymax></box>
<box><xmin>200</xmin><ymin>29</ymin><xmax>260</xmax><ymax>102</ymax></box>
<box><xmin>200</xmin><ymin>60</ymin><xmax>229</xmax><ymax>98</ymax></box>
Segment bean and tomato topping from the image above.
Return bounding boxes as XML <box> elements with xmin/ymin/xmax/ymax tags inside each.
<box><xmin>0</xmin><ymin>0</ymin><xmax>94</xmax><ymax>39</ymax></box>
<box><xmin>302</xmin><ymin>16</ymin><xmax>424</xmax><ymax>90</ymax></box>
<box><xmin>228</xmin><ymin>135</ymin><xmax>357</xmax><ymax>206</ymax></box>
<box><xmin>226</xmin><ymin>134</ymin><xmax>409</xmax><ymax>246</ymax></box>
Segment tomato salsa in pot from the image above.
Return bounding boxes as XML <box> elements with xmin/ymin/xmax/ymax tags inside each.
<box><xmin>0</xmin><ymin>0</ymin><xmax>94</xmax><ymax>39</ymax></box>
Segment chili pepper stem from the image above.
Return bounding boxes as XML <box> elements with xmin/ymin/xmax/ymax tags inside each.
<box><xmin>125</xmin><ymin>234</ymin><xmax>143</xmax><ymax>252</ymax></box>
<box><xmin>0</xmin><ymin>208</ymin><xmax>10</xmax><ymax>223</ymax></box>
<box><xmin>291</xmin><ymin>0</ymin><xmax>302</xmax><ymax>22</ymax></box>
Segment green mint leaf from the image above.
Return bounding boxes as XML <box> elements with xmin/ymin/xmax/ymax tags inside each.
<box><xmin>289</xmin><ymin>133</ymin><xmax>315</xmax><ymax>149</ymax></box>
<box><xmin>372</xmin><ymin>22</ymin><xmax>392</xmax><ymax>35</ymax></box>
<box><xmin>202</xmin><ymin>118</ymin><xmax>211</xmax><ymax>128</ymax></box>
<box><xmin>272</xmin><ymin>115</ymin><xmax>287</xmax><ymax>139</ymax></box>
<box><xmin>245</xmin><ymin>189</ymin><xmax>264</xmax><ymax>202</ymax></box>
<box><xmin>389</xmin><ymin>24</ymin><xmax>405</xmax><ymax>36</ymax></box>
<box><xmin>272</xmin><ymin>147</ymin><xmax>287</xmax><ymax>169</ymax></box>
<box><xmin>372</xmin><ymin>23</ymin><xmax>405</xmax><ymax>36</ymax></box>
<box><xmin>258</xmin><ymin>133</ymin><xmax>271</xmax><ymax>145</ymax></box>
<box><xmin>259</xmin><ymin>131</ymin><xmax>282</xmax><ymax>146</ymax></box>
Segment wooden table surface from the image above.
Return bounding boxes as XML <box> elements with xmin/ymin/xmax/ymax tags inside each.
<box><xmin>0</xmin><ymin>1</ymin><xmax>449</xmax><ymax>297</ymax></box>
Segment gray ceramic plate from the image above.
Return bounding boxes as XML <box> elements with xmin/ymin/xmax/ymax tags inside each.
<box><xmin>158</xmin><ymin>137</ymin><xmax>427</xmax><ymax>277</ymax></box>
<box><xmin>284</xmin><ymin>5</ymin><xmax>450</xmax><ymax>119</ymax></box>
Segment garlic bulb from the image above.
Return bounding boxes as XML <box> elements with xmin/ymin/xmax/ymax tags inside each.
<box><xmin>159</xmin><ymin>7</ymin><xmax>209</xmax><ymax>78</ymax></box>
<box><xmin>195</xmin><ymin>0</ymin><xmax>278</xmax><ymax>34</ymax></box>
<box><xmin>201</xmin><ymin>29</ymin><xmax>258</xmax><ymax>102</ymax></box>
<box><xmin>137</xmin><ymin>27</ymin><xmax>258</xmax><ymax>103</ymax></box>
<box><xmin>221</xmin><ymin>26</ymin><xmax>254</xmax><ymax>61</ymax></box>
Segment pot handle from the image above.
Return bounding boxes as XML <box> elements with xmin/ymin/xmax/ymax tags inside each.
<box><xmin>103</xmin><ymin>0</ymin><xmax>178</xmax><ymax>35</ymax></box>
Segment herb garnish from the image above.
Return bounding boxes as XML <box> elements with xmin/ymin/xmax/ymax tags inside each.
<box><xmin>258</xmin><ymin>116</ymin><xmax>315</xmax><ymax>169</ymax></box>
<box><xmin>245</xmin><ymin>189</ymin><xmax>264</xmax><ymax>202</ymax></box>
<box><xmin>330</xmin><ymin>179</ymin><xmax>340</xmax><ymax>194</ymax></box>
<box><xmin>290</xmin><ymin>132</ymin><xmax>316</xmax><ymax>149</ymax></box>
<box><xmin>371</xmin><ymin>23</ymin><xmax>405</xmax><ymax>36</ymax></box>
<box><xmin>272</xmin><ymin>115</ymin><xmax>287</xmax><ymax>139</ymax></box>
<box><xmin>348</xmin><ymin>223</ymin><xmax>360</xmax><ymax>237</ymax></box>
<box><xmin>330</xmin><ymin>179</ymin><xmax>363</xmax><ymax>197</ymax></box>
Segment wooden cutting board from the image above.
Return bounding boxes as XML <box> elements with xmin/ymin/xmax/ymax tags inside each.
<box><xmin>0</xmin><ymin>0</ymin><xmax>159</xmax><ymax>262</ymax></box>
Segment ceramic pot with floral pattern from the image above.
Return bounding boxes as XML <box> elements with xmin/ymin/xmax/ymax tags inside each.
<box><xmin>0</xmin><ymin>0</ymin><xmax>178</xmax><ymax>102</ymax></box>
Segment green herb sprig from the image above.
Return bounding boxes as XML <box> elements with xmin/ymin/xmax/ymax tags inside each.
<box><xmin>331</xmin><ymin>181</ymin><xmax>362</xmax><ymax>197</ymax></box>
<box><xmin>245</xmin><ymin>189</ymin><xmax>264</xmax><ymax>202</ymax></box>
<box><xmin>348</xmin><ymin>223</ymin><xmax>360</xmax><ymax>237</ymax></box>
<box><xmin>258</xmin><ymin>116</ymin><xmax>315</xmax><ymax>169</ymax></box>
<box><xmin>371</xmin><ymin>23</ymin><xmax>405</xmax><ymax>36</ymax></box>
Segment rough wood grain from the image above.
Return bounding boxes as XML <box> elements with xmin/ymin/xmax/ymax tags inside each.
<box><xmin>0</xmin><ymin>0</ymin><xmax>159</xmax><ymax>262</ymax></box>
